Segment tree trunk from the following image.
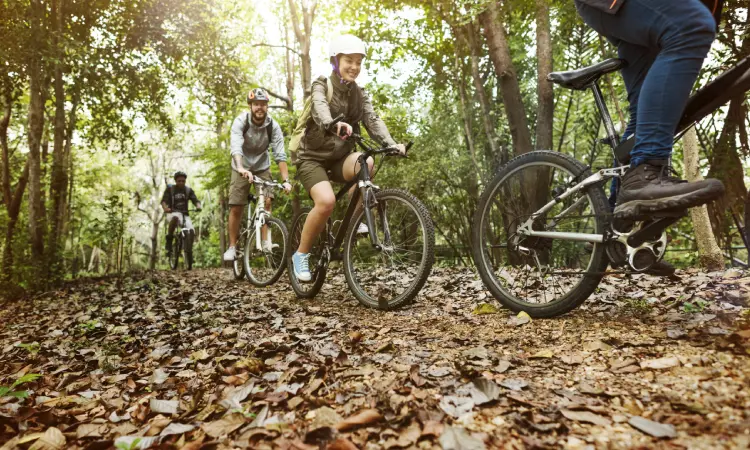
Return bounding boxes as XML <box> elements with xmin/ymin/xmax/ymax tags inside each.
<box><xmin>535</xmin><ymin>0</ymin><xmax>553</xmax><ymax>151</ymax></box>
<box><xmin>465</xmin><ymin>22</ymin><xmax>500</xmax><ymax>166</ymax></box>
<box><xmin>479</xmin><ymin>1</ymin><xmax>533</xmax><ymax>157</ymax></box>
<box><xmin>288</xmin><ymin>0</ymin><xmax>316</xmax><ymax>102</ymax></box>
<box><xmin>219</xmin><ymin>189</ymin><xmax>228</xmax><ymax>267</ymax></box>
<box><xmin>149</xmin><ymin>212</ymin><xmax>159</xmax><ymax>270</ymax></box>
<box><xmin>27</xmin><ymin>0</ymin><xmax>46</xmax><ymax>263</ymax></box>
<box><xmin>683</xmin><ymin>128</ymin><xmax>724</xmax><ymax>270</ymax></box>
<box><xmin>48</xmin><ymin>0</ymin><xmax>67</xmax><ymax>282</ymax></box>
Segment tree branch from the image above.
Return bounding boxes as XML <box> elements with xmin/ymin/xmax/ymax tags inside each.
<box><xmin>260</xmin><ymin>86</ymin><xmax>292</xmax><ymax>110</ymax></box>
<box><xmin>252</xmin><ymin>43</ymin><xmax>301</xmax><ymax>56</ymax></box>
<box><xmin>288</xmin><ymin>0</ymin><xmax>304</xmax><ymax>43</ymax></box>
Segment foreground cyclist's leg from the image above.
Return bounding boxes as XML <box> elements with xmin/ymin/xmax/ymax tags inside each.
<box><xmin>294</xmin><ymin>181</ymin><xmax>335</xmax><ymax>281</ymax></box>
<box><xmin>577</xmin><ymin>0</ymin><xmax>723</xmax><ymax>218</ymax></box>
<box><xmin>339</xmin><ymin>152</ymin><xmax>374</xmax><ymax>234</ymax></box>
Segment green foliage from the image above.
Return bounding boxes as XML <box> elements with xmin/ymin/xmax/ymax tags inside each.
<box><xmin>683</xmin><ymin>299</ymin><xmax>710</xmax><ymax>314</ymax></box>
<box><xmin>0</xmin><ymin>373</ymin><xmax>42</xmax><ymax>399</ymax></box>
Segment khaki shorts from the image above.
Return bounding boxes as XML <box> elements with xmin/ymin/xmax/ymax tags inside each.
<box><xmin>296</xmin><ymin>156</ymin><xmax>349</xmax><ymax>193</ymax></box>
<box><xmin>229</xmin><ymin>168</ymin><xmax>274</xmax><ymax>206</ymax></box>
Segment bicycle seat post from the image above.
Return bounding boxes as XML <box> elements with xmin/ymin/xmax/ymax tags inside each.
<box><xmin>589</xmin><ymin>81</ymin><xmax>620</xmax><ymax>150</ymax></box>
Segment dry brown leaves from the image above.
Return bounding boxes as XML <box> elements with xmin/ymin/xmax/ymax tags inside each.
<box><xmin>0</xmin><ymin>266</ymin><xmax>748</xmax><ymax>449</ymax></box>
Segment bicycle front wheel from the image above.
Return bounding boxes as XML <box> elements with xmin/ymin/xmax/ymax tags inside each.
<box><xmin>244</xmin><ymin>216</ymin><xmax>288</xmax><ymax>287</ymax></box>
<box><xmin>169</xmin><ymin>237</ymin><xmax>181</xmax><ymax>270</ymax></box>
<box><xmin>287</xmin><ymin>208</ymin><xmax>328</xmax><ymax>299</ymax></box>
<box><xmin>472</xmin><ymin>150</ymin><xmax>610</xmax><ymax>318</ymax></box>
<box><xmin>343</xmin><ymin>189</ymin><xmax>435</xmax><ymax>310</ymax></box>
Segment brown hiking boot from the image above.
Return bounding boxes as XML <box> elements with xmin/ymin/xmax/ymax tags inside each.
<box><xmin>614</xmin><ymin>160</ymin><xmax>724</xmax><ymax>219</ymax></box>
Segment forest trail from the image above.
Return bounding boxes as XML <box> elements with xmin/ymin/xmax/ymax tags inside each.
<box><xmin>1</xmin><ymin>267</ymin><xmax>749</xmax><ymax>449</ymax></box>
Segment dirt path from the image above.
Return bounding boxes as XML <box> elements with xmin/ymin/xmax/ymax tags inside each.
<box><xmin>1</xmin><ymin>267</ymin><xmax>749</xmax><ymax>449</ymax></box>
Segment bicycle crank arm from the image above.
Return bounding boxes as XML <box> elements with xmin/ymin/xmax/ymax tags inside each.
<box><xmin>521</xmin><ymin>230</ymin><xmax>604</xmax><ymax>243</ymax></box>
<box><xmin>626</xmin><ymin>215</ymin><xmax>684</xmax><ymax>248</ymax></box>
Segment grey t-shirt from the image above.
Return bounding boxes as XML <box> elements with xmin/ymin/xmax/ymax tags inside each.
<box><xmin>230</xmin><ymin>113</ymin><xmax>287</xmax><ymax>172</ymax></box>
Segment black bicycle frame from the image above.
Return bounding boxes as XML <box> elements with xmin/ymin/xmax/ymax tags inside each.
<box><xmin>611</xmin><ymin>55</ymin><xmax>750</xmax><ymax>164</ymax></box>
<box><xmin>328</xmin><ymin>152</ymin><xmax>382</xmax><ymax>253</ymax></box>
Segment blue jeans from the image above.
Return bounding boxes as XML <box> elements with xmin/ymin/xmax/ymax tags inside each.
<box><xmin>577</xmin><ymin>0</ymin><xmax>716</xmax><ymax>172</ymax></box>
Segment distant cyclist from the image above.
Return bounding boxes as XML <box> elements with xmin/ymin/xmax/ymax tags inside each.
<box><xmin>575</xmin><ymin>0</ymin><xmax>724</xmax><ymax>216</ymax></box>
<box><xmin>223</xmin><ymin>88</ymin><xmax>291</xmax><ymax>262</ymax></box>
<box><xmin>161</xmin><ymin>171</ymin><xmax>201</xmax><ymax>257</ymax></box>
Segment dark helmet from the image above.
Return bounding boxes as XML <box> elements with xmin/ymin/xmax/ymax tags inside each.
<box><xmin>247</xmin><ymin>88</ymin><xmax>270</xmax><ymax>104</ymax></box>
<box><xmin>173</xmin><ymin>171</ymin><xmax>187</xmax><ymax>180</ymax></box>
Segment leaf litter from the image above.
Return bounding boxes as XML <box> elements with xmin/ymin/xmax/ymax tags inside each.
<box><xmin>0</xmin><ymin>267</ymin><xmax>748</xmax><ymax>448</ymax></box>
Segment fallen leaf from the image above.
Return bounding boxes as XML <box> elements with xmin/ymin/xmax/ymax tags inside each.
<box><xmin>202</xmin><ymin>412</ymin><xmax>246</xmax><ymax>438</ymax></box>
<box><xmin>439</xmin><ymin>396</ymin><xmax>474</xmax><ymax>418</ymax></box>
<box><xmin>472</xmin><ymin>303</ymin><xmax>499</xmax><ymax>315</ymax></box>
<box><xmin>159</xmin><ymin>422</ymin><xmax>196</xmax><ymax>437</ymax></box>
<box><xmin>308</xmin><ymin>406</ymin><xmax>343</xmax><ymax>430</ymax></box>
<box><xmin>149</xmin><ymin>368</ymin><xmax>169</xmax><ymax>385</ymax></box>
<box><xmin>149</xmin><ymin>399</ymin><xmax>178</xmax><ymax>415</ymax></box>
<box><xmin>628</xmin><ymin>416</ymin><xmax>677</xmax><ymax>438</ymax></box>
<box><xmin>76</xmin><ymin>423</ymin><xmax>106</xmax><ymax>439</ymax></box>
<box><xmin>494</xmin><ymin>360</ymin><xmax>511</xmax><ymax>373</ymax></box>
<box><xmin>28</xmin><ymin>427</ymin><xmax>66</xmax><ymax>450</ymax></box>
<box><xmin>468</xmin><ymin>378</ymin><xmax>502</xmax><ymax>405</ymax></box>
<box><xmin>530</xmin><ymin>349</ymin><xmax>553</xmax><ymax>359</ymax></box>
<box><xmin>583</xmin><ymin>340</ymin><xmax>612</xmax><ymax>352</ymax></box>
<box><xmin>190</xmin><ymin>349</ymin><xmax>210</xmax><ymax>362</ymax></box>
<box><xmin>113</xmin><ymin>436</ymin><xmax>160</xmax><ymax>450</ymax></box>
<box><xmin>640</xmin><ymin>357</ymin><xmax>680</xmax><ymax>370</ymax></box>
<box><xmin>507</xmin><ymin>311</ymin><xmax>531</xmax><ymax>327</ymax></box>
<box><xmin>439</xmin><ymin>425</ymin><xmax>486</xmax><ymax>450</ymax></box>
<box><xmin>560</xmin><ymin>409</ymin><xmax>611</xmax><ymax>426</ymax></box>
<box><xmin>500</xmin><ymin>379</ymin><xmax>528</xmax><ymax>391</ymax></box>
<box><xmin>336</xmin><ymin>409</ymin><xmax>383</xmax><ymax>431</ymax></box>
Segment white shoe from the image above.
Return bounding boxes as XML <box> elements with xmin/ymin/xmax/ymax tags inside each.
<box><xmin>357</xmin><ymin>223</ymin><xmax>369</xmax><ymax>234</ymax></box>
<box><xmin>262</xmin><ymin>241</ymin><xmax>279</xmax><ymax>252</ymax></box>
<box><xmin>223</xmin><ymin>247</ymin><xmax>236</xmax><ymax>261</ymax></box>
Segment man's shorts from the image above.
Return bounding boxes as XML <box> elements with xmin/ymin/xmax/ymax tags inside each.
<box><xmin>296</xmin><ymin>156</ymin><xmax>349</xmax><ymax>193</ymax></box>
<box><xmin>167</xmin><ymin>212</ymin><xmax>194</xmax><ymax>231</ymax></box>
<box><xmin>229</xmin><ymin>168</ymin><xmax>274</xmax><ymax>206</ymax></box>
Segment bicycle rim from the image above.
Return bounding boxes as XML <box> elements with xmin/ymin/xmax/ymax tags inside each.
<box><xmin>475</xmin><ymin>153</ymin><xmax>608</xmax><ymax>315</ymax></box>
<box><xmin>245</xmin><ymin>217</ymin><xmax>288</xmax><ymax>287</ymax></box>
<box><xmin>344</xmin><ymin>189</ymin><xmax>435</xmax><ymax>310</ymax></box>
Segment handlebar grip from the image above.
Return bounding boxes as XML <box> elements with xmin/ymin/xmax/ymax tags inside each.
<box><xmin>328</xmin><ymin>114</ymin><xmax>345</xmax><ymax>132</ymax></box>
<box><xmin>405</xmin><ymin>141</ymin><xmax>414</xmax><ymax>152</ymax></box>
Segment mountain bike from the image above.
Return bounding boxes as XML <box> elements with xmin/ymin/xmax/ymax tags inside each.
<box><xmin>473</xmin><ymin>56</ymin><xmax>750</xmax><ymax>318</ymax></box>
<box><xmin>287</xmin><ymin>127</ymin><xmax>435</xmax><ymax>310</ymax></box>
<box><xmin>231</xmin><ymin>177</ymin><xmax>289</xmax><ymax>287</ymax></box>
<box><xmin>168</xmin><ymin>210</ymin><xmax>198</xmax><ymax>270</ymax></box>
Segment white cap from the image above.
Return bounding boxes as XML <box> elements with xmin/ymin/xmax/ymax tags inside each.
<box><xmin>328</xmin><ymin>34</ymin><xmax>367</xmax><ymax>58</ymax></box>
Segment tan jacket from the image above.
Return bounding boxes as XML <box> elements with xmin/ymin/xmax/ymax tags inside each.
<box><xmin>299</xmin><ymin>73</ymin><xmax>397</xmax><ymax>162</ymax></box>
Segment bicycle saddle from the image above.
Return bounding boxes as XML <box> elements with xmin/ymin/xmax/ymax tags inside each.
<box><xmin>548</xmin><ymin>58</ymin><xmax>626</xmax><ymax>90</ymax></box>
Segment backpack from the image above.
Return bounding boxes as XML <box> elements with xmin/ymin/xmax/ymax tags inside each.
<box><xmin>242</xmin><ymin>113</ymin><xmax>275</xmax><ymax>145</ymax></box>
<box><xmin>288</xmin><ymin>77</ymin><xmax>334</xmax><ymax>155</ymax></box>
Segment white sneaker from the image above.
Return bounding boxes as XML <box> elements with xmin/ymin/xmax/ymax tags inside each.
<box><xmin>357</xmin><ymin>223</ymin><xmax>369</xmax><ymax>234</ymax></box>
<box><xmin>262</xmin><ymin>241</ymin><xmax>279</xmax><ymax>252</ymax></box>
<box><xmin>223</xmin><ymin>246</ymin><xmax>236</xmax><ymax>261</ymax></box>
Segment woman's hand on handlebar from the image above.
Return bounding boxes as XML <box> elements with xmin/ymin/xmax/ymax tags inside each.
<box><xmin>334</xmin><ymin>122</ymin><xmax>353</xmax><ymax>140</ymax></box>
<box><xmin>393</xmin><ymin>143</ymin><xmax>407</xmax><ymax>155</ymax></box>
<box><xmin>282</xmin><ymin>182</ymin><xmax>292</xmax><ymax>193</ymax></box>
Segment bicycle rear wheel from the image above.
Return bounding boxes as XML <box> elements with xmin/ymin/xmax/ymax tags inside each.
<box><xmin>472</xmin><ymin>150</ymin><xmax>610</xmax><ymax>318</ymax></box>
<box><xmin>343</xmin><ymin>189</ymin><xmax>435</xmax><ymax>310</ymax></box>
<box><xmin>287</xmin><ymin>208</ymin><xmax>328</xmax><ymax>298</ymax></box>
<box><xmin>233</xmin><ymin>231</ymin><xmax>246</xmax><ymax>280</ymax></box>
<box><xmin>245</xmin><ymin>217</ymin><xmax>288</xmax><ymax>287</ymax></box>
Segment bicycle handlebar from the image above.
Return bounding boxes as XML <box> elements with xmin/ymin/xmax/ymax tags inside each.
<box><xmin>328</xmin><ymin>114</ymin><xmax>414</xmax><ymax>157</ymax></box>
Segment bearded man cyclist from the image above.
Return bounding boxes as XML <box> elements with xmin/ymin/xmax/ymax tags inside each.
<box><xmin>575</xmin><ymin>0</ymin><xmax>725</xmax><ymax>275</ymax></box>
<box><xmin>161</xmin><ymin>171</ymin><xmax>201</xmax><ymax>257</ymax></box>
<box><xmin>223</xmin><ymin>88</ymin><xmax>292</xmax><ymax>262</ymax></box>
